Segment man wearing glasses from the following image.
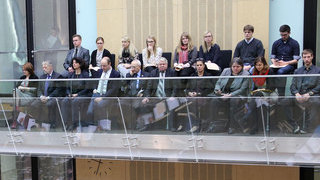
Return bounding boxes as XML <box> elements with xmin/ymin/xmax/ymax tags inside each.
<box><xmin>270</xmin><ymin>24</ymin><xmax>300</xmax><ymax>96</ymax></box>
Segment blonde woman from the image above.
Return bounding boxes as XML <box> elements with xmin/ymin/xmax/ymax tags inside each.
<box><xmin>199</xmin><ymin>31</ymin><xmax>221</xmax><ymax>65</ymax></box>
<box><xmin>142</xmin><ymin>35</ymin><xmax>163</xmax><ymax>72</ymax></box>
<box><xmin>117</xmin><ymin>36</ymin><xmax>138</xmax><ymax>77</ymax></box>
<box><xmin>173</xmin><ymin>32</ymin><xmax>197</xmax><ymax>77</ymax></box>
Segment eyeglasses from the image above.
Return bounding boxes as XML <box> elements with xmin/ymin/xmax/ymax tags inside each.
<box><xmin>96</xmin><ymin>42</ymin><xmax>103</xmax><ymax>44</ymax></box>
<box><xmin>147</xmin><ymin>41</ymin><xmax>154</xmax><ymax>43</ymax></box>
<box><xmin>280</xmin><ymin>33</ymin><xmax>289</xmax><ymax>37</ymax></box>
<box><xmin>204</xmin><ymin>35</ymin><xmax>212</xmax><ymax>38</ymax></box>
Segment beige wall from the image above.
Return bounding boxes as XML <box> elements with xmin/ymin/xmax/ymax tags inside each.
<box><xmin>97</xmin><ymin>0</ymin><xmax>269</xmax><ymax>66</ymax></box>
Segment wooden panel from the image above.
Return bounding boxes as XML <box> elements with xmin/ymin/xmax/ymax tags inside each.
<box><xmin>190</xmin><ymin>0</ymin><xmax>199</xmax><ymax>46</ymax></box>
<box><xmin>158</xmin><ymin>0</ymin><xmax>166</xmax><ymax>50</ymax></box>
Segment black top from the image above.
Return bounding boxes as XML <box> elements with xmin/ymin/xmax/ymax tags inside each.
<box><xmin>91</xmin><ymin>49</ymin><xmax>112</xmax><ymax>67</ymax></box>
<box><xmin>67</xmin><ymin>71</ymin><xmax>90</xmax><ymax>97</ymax></box>
<box><xmin>198</xmin><ymin>44</ymin><xmax>221</xmax><ymax>65</ymax></box>
<box><xmin>18</xmin><ymin>74</ymin><xmax>39</xmax><ymax>88</ymax></box>
<box><xmin>186</xmin><ymin>71</ymin><xmax>214</xmax><ymax>97</ymax></box>
<box><xmin>233</xmin><ymin>38</ymin><xmax>264</xmax><ymax>65</ymax></box>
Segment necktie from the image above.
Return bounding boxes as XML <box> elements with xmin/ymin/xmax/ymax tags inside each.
<box><xmin>98</xmin><ymin>72</ymin><xmax>107</xmax><ymax>95</ymax></box>
<box><xmin>136</xmin><ymin>73</ymin><xmax>140</xmax><ymax>89</ymax></box>
<box><xmin>157</xmin><ymin>72</ymin><xmax>165</xmax><ymax>97</ymax></box>
<box><xmin>44</xmin><ymin>75</ymin><xmax>51</xmax><ymax>96</ymax></box>
<box><xmin>74</xmin><ymin>48</ymin><xmax>78</xmax><ymax>58</ymax></box>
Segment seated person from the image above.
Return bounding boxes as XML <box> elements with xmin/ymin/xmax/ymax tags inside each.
<box><xmin>117</xmin><ymin>36</ymin><xmax>138</xmax><ymax>77</ymax></box>
<box><xmin>16</xmin><ymin>62</ymin><xmax>39</xmax><ymax>106</ymax></box>
<box><xmin>207</xmin><ymin>58</ymin><xmax>249</xmax><ymax>134</ymax></box>
<box><xmin>61</xmin><ymin>57</ymin><xmax>90</xmax><ymax>130</ymax></box>
<box><xmin>198</xmin><ymin>31</ymin><xmax>221</xmax><ymax>76</ymax></box>
<box><xmin>87</xmin><ymin>57</ymin><xmax>121</xmax><ymax>127</ymax></box>
<box><xmin>173</xmin><ymin>32</ymin><xmax>198</xmax><ymax>96</ymax></box>
<box><xmin>140</xmin><ymin>57</ymin><xmax>177</xmax><ymax>131</ymax></box>
<box><xmin>246</xmin><ymin>57</ymin><xmax>276</xmax><ymax>134</ymax></box>
<box><xmin>125</xmin><ymin>59</ymin><xmax>149</xmax><ymax>97</ymax></box>
<box><xmin>185</xmin><ymin>59</ymin><xmax>215</xmax><ymax>132</ymax></box>
<box><xmin>30</xmin><ymin>60</ymin><xmax>64</xmax><ymax>130</ymax></box>
<box><xmin>270</xmin><ymin>24</ymin><xmax>300</xmax><ymax>96</ymax></box>
<box><xmin>142</xmin><ymin>35</ymin><xmax>163</xmax><ymax>72</ymax></box>
<box><xmin>282</xmin><ymin>49</ymin><xmax>320</xmax><ymax>134</ymax></box>
<box><xmin>233</xmin><ymin>25</ymin><xmax>264</xmax><ymax>72</ymax></box>
<box><xmin>89</xmin><ymin>37</ymin><xmax>112</xmax><ymax>74</ymax></box>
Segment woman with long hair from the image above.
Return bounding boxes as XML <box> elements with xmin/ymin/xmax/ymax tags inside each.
<box><xmin>117</xmin><ymin>36</ymin><xmax>138</xmax><ymax>77</ymax></box>
<box><xmin>142</xmin><ymin>35</ymin><xmax>163</xmax><ymax>72</ymax></box>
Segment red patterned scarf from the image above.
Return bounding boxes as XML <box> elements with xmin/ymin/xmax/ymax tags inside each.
<box><xmin>178</xmin><ymin>45</ymin><xmax>188</xmax><ymax>64</ymax></box>
<box><xmin>252</xmin><ymin>68</ymin><xmax>269</xmax><ymax>87</ymax></box>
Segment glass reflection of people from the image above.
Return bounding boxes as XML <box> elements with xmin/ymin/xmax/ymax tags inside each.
<box><xmin>117</xmin><ymin>36</ymin><xmax>138</xmax><ymax>77</ymax></box>
<box><xmin>198</xmin><ymin>31</ymin><xmax>221</xmax><ymax>75</ymax></box>
<box><xmin>207</xmin><ymin>58</ymin><xmax>249</xmax><ymax>134</ymax></box>
<box><xmin>247</xmin><ymin>57</ymin><xmax>276</xmax><ymax>134</ymax></box>
<box><xmin>89</xmin><ymin>37</ymin><xmax>112</xmax><ymax>74</ymax></box>
<box><xmin>61</xmin><ymin>57</ymin><xmax>90</xmax><ymax>131</ymax></box>
<box><xmin>142</xmin><ymin>35</ymin><xmax>163</xmax><ymax>73</ymax></box>
<box><xmin>185</xmin><ymin>59</ymin><xmax>214</xmax><ymax>132</ymax></box>
<box><xmin>16</xmin><ymin>62</ymin><xmax>39</xmax><ymax>106</ymax></box>
<box><xmin>282</xmin><ymin>49</ymin><xmax>320</xmax><ymax>134</ymax></box>
<box><xmin>44</xmin><ymin>28</ymin><xmax>62</xmax><ymax>64</ymax></box>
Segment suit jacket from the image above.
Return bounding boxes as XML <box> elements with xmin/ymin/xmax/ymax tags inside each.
<box><xmin>214</xmin><ymin>68</ymin><xmax>249</xmax><ymax>96</ymax></box>
<box><xmin>66</xmin><ymin>71</ymin><xmax>90</xmax><ymax>97</ymax></box>
<box><xmin>125</xmin><ymin>70</ymin><xmax>149</xmax><ymax>97</ymax></box>
<box><xmin>63</xmin><ymin>46</ymin><xmax>90</xmax><ymax>70</ymax></box>
<box><xmin>91</xmin><ymin>49</ymin><xmax>112</xmax><ymax>67</ymax></box>
<box><xmin>290</xmin><ymin>65</ymin><xmax>320</xmax><ymax>95</ymax></box>
<box><xmin>91</xmin><ymin>69</ymin><xmax>121</xmax><ymax>97</ymax></box>
<box><xmin>37</xmin><ymin>71</ymin><xmax>65</xmax><ymax>97</ymax></box>
<box><xmin>186</xmin><ymin>71</ymin><xmax>214</xmax><ymax>97</ymax></box>
<box><xmin>144</xmin><ymin>68</ymin><xmax>177</xmax><ymax>97</ymax></box>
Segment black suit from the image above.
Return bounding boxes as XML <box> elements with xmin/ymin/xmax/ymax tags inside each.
<box><xmin>144</xmin><ymin>68</ymin><xmax>176</xmax><ymax>97</ymax></box>
<box><xmin>125</xmin><ymin>70</ymin><xmax>149</xmax><ymax>97</ymax></box>
<box><xmin>90</xmin><ymin>49</ymin><xmax>112</xmax><ymax>67</ymax></box>
<box><xmin>87</xmin><ymin>69</ymin><xmax>121</xmax><ymax>123</ymax></box>
<box><xmin>30</xmin><ymin>71</ymin><xmax>64</xmax><ymax>128</ymax></box>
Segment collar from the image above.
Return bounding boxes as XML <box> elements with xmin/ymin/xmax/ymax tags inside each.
<box><xmin>304</xmin><ymin>65</ymin><xmax>314</xmax><ymax>71</ymax></box>
<box><xmin>137</xmin><ymin>70</ymin><xmax>141</xmax><ymax>77</ymax></box>
<box><xmin>245</xmin><ymin>37</ymin><xmax>254</xmax><ymax>44</ymax></box>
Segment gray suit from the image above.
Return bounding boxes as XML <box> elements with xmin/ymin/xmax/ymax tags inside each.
<box><xmin>63</xmin><ymin>46</ymin><xmax>90</xmax><ymax>70</ymax></box>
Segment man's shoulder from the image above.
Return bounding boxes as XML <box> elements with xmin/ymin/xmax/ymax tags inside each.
<box><xmin>111</xmin><ymin>69</ymin><xmax>120</xmax><ymax>78</ymax></box>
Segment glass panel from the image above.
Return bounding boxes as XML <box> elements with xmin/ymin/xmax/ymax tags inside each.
<box><xmin>38</xmin><ymin>157</ymin><xmax>73</xmax><ymax>179</ymax></box>
<box><xmin>317</xmin><ymin>0</ymin><xmax>320</xmax><ymax>66</ymax></box>
<box><xmin>32</xmin><ymin>0</ymin><xmax>69</xmax><ymax>75</ymax></box>
<box><xmin>1</xmin><ymin>155</ymin><xmax>32</xmax><ymax>180</ymax></box>
<box><xmin>0</xmin><ymin>1</ymin><xmax>27</xmax><ymax>93</ymax></box>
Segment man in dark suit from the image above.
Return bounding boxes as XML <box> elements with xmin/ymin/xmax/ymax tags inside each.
<box><xmin>283</xmin><ymin>49</ymin><xmax>320</xmax><ymax>133</ymax></box>
<box><xmin>140</xmin><ymin>57</ymin><xmax>178</xmax><ymax>131</ymax></box>
<box><xmin>125</xmin><ymin>59</ymin><xmax>149</xmax><ymax>97</ymax></box>
<box><xmin>30</xmin><ymin>60</ymin><xmax>64</xmax><ymax>129</ymax></box>
<box><xmin>63</xmin><ymin>34</ymin><xmax>90</xmax><ymax>77</ymax></box>
<box><xmin>87</xmin><ymin>57</ymin><xmax>121</xmax><ymax>125</ymax></box>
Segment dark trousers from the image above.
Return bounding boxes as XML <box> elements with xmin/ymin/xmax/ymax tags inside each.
<box><xmin>30</xmin><ymin>98</ymin><xmax>58</xmax><ymax>127</ymax></box>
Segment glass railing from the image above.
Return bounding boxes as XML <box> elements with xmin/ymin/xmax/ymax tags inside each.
<box><xmin>0</xmin><ymin>74</ymin><xmax>319</xmax><ymax>166</ymax></box>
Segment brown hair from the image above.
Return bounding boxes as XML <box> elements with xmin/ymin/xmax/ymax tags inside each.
<box><xmin>146</xmin><ymin>35</ymin><xmax>158</xmax><ymax>58</ymax></box>
<box><xmin>96</xmin><ymin>37</ymin><xmax>104</xmax><ymax>43</ymax></box>
<box><xmin>302</xmin><ymin>49</ymin><xmax>313</xmax><ymax>56</ymax></box>
<box><xmin>253</xmin><ymin>56</ymin><xmax>269</xmax><ymax>74</ymax></box>
<box><xmin>23</xmin><ymin>62</ymin><xmax>35</xmax><ymax>76</ymax></box>
<box><xmin>243</xmin><ymin>25</ymin><xmax>254</xmax><ymax>32</ymax></box>
<box><xmin>72</xmin><ymin>34</ymin><xmax>82</xmax><ymax>40</ymax></box>
<box><xmin>176</xmin><ymin>32</ymin><xmax>194</xmax><ymax>53</ymax></box>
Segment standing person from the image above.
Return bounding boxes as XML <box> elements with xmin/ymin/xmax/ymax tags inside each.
<box><xmin>282</xmin><ymin>49</ymin><xmax>320</xmax><ymax>134</ymax></box>
<box><xmin>61</xmin><ymin>57</ymin><xmax>90</xmax><ymax>130</ymax></box>
<box><xmin>142</xmin><ymin>35</ymin><xmax>163</xmax><ymax>72</ymax></box>
<box><xmin>63</xmin><ymin>34</ymin><xmax>90</xmax><ymax>76</ymax></box>
<box><xmin>270</xmin><ymin>24</ymin><xmax>300</xmax><ymax>96</ymax></box>
<box><xmin>16</xmin><ymin>62</ymin><xmax>39</xmax><ymax>106</ymax></box>
<box><xmin>233</xmin><ymin>25</ymin><xmax>264</xmax><ymax>72</ymax></box>
<box><xmin>30</xmin><ymin>60</ymin><xmax>64</xmax><ymax>130</ymax></box>
<box><xmin>117</xmin><ymin>36</ymin><xmax>138</xmax><ymax>77</ymax></box>
<box><xmin>198</xmin><ymin>31</ymin><xmax>221</xmax><ymax>75</ymax></box>
<box><xmin>89</xmin><ymin>37</ymin><xmax>112</xmax><ymax>73</ymax></box>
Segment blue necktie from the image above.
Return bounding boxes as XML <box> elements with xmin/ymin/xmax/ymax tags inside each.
<box><xmin>44</xmin><ymin>75</ymin><xmax>51</xmax><ymax>96</ymax></box>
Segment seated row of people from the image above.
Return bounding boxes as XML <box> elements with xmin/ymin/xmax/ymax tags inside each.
<box><xmin>15</xmin><ymin>47</ymin><xmax>320</xmax><ymax>134</ymax></box>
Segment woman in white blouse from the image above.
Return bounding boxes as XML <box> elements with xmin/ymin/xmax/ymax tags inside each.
<box><xmin>142</xmin><ymin>35</ymin><xmax>163</xmax><ymax>72</ymax></box>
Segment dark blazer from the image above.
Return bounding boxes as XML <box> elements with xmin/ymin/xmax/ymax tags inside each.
<box><xmin>144</xmin><ymin>68</ymin><xmax>177</xmax><ymax>97</ymax></box>
<box><xmin>18</xmin><ymin>74</ymin><xmax>39</xmax><ymax>88</ymax></box>
<box><xmin>90</xmin><ymin>49</ymin><xmax>112</xmax><ymax>67</ymax></box>
<box><xmin>125</xmin><ymin>70</ymin><xmax>149</xmax><ymax>97</ymax></box>
<box><xmin>37</xmin><ymin>71</ymin><xmax>65</xmax><ymax>97</ymax></box>
<box><xmin>290</xmin><ymin>65</ymin><xmax>320</xmax><ymax>95</ymax></box>
<box><xmin>186</xmin><ymin>71</ymin><xmax>214</xmax><ymax>97</ymax></box>
<box><xmin>63</xmin><ymin>46</ymin><xmax>90</xmax><ymax>70</ymax></box>
<box><xmin>92</xmin><ymin>69</ymin><xmax>121</xmax><ymax>97</ymax></box>
<box><xmin>66</xmin><ymin>71</ymin><xmax>90</xmax><ymax>97</ymax></box>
